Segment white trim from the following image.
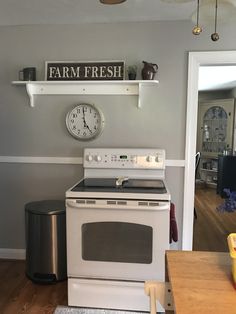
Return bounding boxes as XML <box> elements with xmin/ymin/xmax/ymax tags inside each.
<box><xmin>183</xmin><ymin>50</ymin><xmax>236</xmax><ymax>251</ymax></box>
<box><xmin>0</xmin><ymin>156</ymin><xmax>83</xmax><ymax>164</ymax></box>
<box><xmin>0</xmin><ymin>156</ymin><xmax>185</xmax><ymax>167</ymax></box>
<box><xmin>182</xmin><ymin>52</ymin><xmax>200</xmax><ymax>250</ymax></box>
<box><xmin>166</xmin><ymin>159</ymin><xmax>185</xmax><ymax>167</ymax></box>
<box><xmin>0</xmin><ymin>248</ymin><xmax>26</xmax><ymax>260</ymax></box>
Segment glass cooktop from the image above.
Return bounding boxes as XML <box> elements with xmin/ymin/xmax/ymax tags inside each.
<box><xmin>71</xmin><ymin>178</ymin><xmax>167</xmax><ymax>194</ymax></box>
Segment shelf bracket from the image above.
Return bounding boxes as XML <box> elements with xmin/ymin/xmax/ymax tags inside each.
<box><xmin>26</xmin><ymin>83</ymin><xmax>35</xmax><ymax>107</ymax></box>
<box><xmin>138</xmin><ymin>82</ymin><xmax>143</xmax><ymax>109</ymax></box>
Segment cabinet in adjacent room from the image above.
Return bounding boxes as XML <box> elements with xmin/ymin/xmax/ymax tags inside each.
<box><xmin>217</xmin><ymin>155</ymin><xmax>236</xmax><ymax>197</ymax></box>
<box><xmin>199</xmin><ymin>156</ymin><xmax>218</xmax><ymax>188</ymax></box>
<box><xmin>197</xmin><ymin>98</ymin><xmax>235</xmax><ymax>187</ymax></box>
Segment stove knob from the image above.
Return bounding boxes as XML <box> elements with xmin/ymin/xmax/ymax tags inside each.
<box><xmin>146</xmin><ymin>156</ymin><xmax>153</xmax><ymax>162</ymax></box>
<box><xmin>95</xmin><ymin>155</ymin><xmax>102</xmax><ymax>162</ymax></box>
<box><xmin>86</xmin><ymin>155</ymin><xmax>93</xmax><ymax>162</ymax></box>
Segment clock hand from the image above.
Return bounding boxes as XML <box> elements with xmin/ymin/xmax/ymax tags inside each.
<box><xmin>85</xmin><ymin>124</ymin><xmax>92</xmax><ymax>134</ymax></box>
<box><xmin>82</xmin><ymin>107</ymin><xmax>87</xmax><ymax>128</ymax></box>
<box><xmin>82</xmin><ymin>106</ymin><xmax>92</xmax><ymax>133</ymax></box>
<box><xmin>83</xmin><ymin>117</ymin><xmax>92</xmax><ymax>133</ymax></box>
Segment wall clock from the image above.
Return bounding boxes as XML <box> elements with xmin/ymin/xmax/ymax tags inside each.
<box><xmin>66</xmin><ymin>103</ymin><xmax>105</xmax><ymax>141</ymax></box>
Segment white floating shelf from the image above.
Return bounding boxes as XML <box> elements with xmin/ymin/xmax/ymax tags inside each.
<box><xmin>12</xmin><ymin>80</ymin><xmax>159</xmax><ymax>108</ymax></box>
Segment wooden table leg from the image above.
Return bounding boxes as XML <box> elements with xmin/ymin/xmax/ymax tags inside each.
<box><xmin>165</xmin><ymin>253</ymin><xmax>175</xmax><ymax>314</ymax></box>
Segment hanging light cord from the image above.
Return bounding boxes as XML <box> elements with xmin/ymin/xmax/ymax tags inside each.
<box><xmin>196</xmin><ymin>0</ymin><xmax>200</xmax><ymax>27</ymax></box>
<box><xmin>211</xmin><ymin>0</ymin><xmax>219</xmax><ymax>41</ymax></box>
<box><xmin>214</xmin><ymin>0</ymin><xmax>218</xmax><ymax>33</ymax></box>
<box><xmin>192</xmin><ymin>0</ymin><xmax>202</xmax><ymax>35</ymax></box>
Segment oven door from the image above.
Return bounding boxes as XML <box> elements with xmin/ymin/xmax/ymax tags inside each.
<box><xmin>66</xmin><ymin>198</ymin><xmax>170</xmax><ymax>282</ymax></box>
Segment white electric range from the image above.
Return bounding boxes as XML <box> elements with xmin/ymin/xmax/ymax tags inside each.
<box><xmin>66</xmin><ymin>148</ymin><xmax>171</xmax><ymax>312</ymax></box>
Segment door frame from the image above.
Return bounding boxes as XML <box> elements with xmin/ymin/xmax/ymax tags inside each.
<box><xmin>182</xmin><ymin>50</ymin><xmax>236</xmax><ymax>250</ymax></box>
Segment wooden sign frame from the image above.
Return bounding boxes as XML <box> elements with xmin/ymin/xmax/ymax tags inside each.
<box><xmin>45</xmin><ymin>60</ymin><xmax>125</xmax><ymax>81</ymax></box>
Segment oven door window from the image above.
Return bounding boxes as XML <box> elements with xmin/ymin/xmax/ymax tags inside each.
<box><xmin>82</xmin><ymin>222</ymin><xmax>152</xmax><ymax>264</ymax></box>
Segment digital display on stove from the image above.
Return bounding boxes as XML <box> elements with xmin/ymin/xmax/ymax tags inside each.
<box><xmin>120</xmin><ymin>155</ymin><xmax>128</xmax><ymax>159</ymax></box>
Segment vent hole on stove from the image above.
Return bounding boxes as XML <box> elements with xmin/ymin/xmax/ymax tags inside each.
<box><xmin>138</xmin><ymin>201</ymin><xmax>148</xmax><ymax>206</ymax></box>
<box><xmin>86</xmin><ymin>200</ymin><xmax>96</xmax><ymax>204</ymax></box>
<box><xmin>107</xmin><ymin>201</ymin><xmax>116</xmax><ymax>205</ymax></box>
<box><xmin>76</xmin><ymin>200</ymin><xmax>85</xmax><ymax>204</ymax></box>
<box><xmin>149</xmin><ymin>202</ymin><xmax>159</xmax><ymax>206</ymax></box>
<box><xmin>117</xmin><ymin>201</ymin><xmax>127</xmax><ymax>205</ymax></box>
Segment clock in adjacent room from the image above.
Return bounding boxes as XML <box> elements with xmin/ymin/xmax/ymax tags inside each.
<box><xmin>66</xmin><ymin>103</ymin><xmax>105</xmax><ymax>141</ymax></box>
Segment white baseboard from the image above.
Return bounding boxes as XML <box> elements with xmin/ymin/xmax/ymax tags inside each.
<box><xmin>0</xmin><ymin>248</ymin><xmax>26</xmax><ymax>260</ymax></box>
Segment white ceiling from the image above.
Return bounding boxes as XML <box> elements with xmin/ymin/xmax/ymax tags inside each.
<box><xmin>0</xmin><ymin>0</ymin><xmax>197</xmax><ymax>26</ymax></box>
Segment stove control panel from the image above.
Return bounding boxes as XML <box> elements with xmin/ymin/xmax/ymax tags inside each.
<box><xmin>84</xmin><ymin>148</ymin><xmax>165</xmax><ymax>169</ymax></box>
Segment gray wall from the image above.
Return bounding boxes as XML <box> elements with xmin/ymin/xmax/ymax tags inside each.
<box><xmin>0</xmin><ymin>20</ymin><xmax>236</xmax><ymax>250</ymax></box>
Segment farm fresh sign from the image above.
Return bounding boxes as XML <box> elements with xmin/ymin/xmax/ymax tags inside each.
<box><xmin>45</xmin><ymin>61</ymin><xmax>125</xmax><ymax>81</ymax></box>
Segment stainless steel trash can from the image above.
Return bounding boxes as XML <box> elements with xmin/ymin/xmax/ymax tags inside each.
<box><xmin>25</xmin><ymin>200</ymin><xmax>67</xmax><ymax>283</ymax></box>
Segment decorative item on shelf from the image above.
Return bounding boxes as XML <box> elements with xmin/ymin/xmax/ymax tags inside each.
<box><xmin>203</xmin><ymin>124</ymin><xmax>210</xmax><ymax>141</ymax></box>
<box><xmin>19</xmin><ymin>67</ymin><xmax>36</xmax><ymax>81</ymax></box>
<box><xmin>223</xmin><ymin>149</ymin><xmax>232</xmax><ymax>156</ymax></box>
<box><xmin>141</xmin><ymin>61</ymin><xmax>158</xmax><ymax>80</ymax></box>
<box><xmin>45</xmin><ymin>61</ymin><xmax>125</xmax><ymax>81</ymax></box>
<box><xmin>127</xmin><ymin>65</ymin><xmax>137</xmax><ymax>80</ymax></box>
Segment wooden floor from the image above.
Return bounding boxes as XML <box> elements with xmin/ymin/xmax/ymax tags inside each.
<box><xmin>0</xmin><ymin>259</ymin><xmax>67</xmax><ymax>314</ymax></box>
<box><xmin>193</xmin><ymin>186</ymin><xmax>236</xmax><ymax>252</ymax></box>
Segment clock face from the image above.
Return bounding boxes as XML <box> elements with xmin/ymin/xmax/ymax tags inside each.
<box><xmin>66</xmin><ymin>103</ymin><xmax>105</xmax><ymax>141</ymax></box>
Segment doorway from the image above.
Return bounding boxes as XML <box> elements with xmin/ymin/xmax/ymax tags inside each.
<box><xmin>182</xmin><ymin>51</ymin><xmax>236</xmax><ymax>251</ymax></box>
<box><xmin>193</xmin><ymin>79</ymin><xmax>236</xmax><ymax>251</ymax></box>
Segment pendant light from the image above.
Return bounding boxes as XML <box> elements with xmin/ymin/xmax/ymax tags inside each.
<box><xmin>211</xmin><ymin>0</ymin><xmax>219</xmax><ymax>41</ymax></box>
<box><xmin>161</xmin><ymin>0</ymin><xmax>236</xmax><ymax>42</ymax></box>
<box><xmin>192</xmin><ymin>0</ymin><xmax>203</xmax><ymax>35</ymax></box>
<box><xmin>99</xmin><ymin>0</ymin><xmax>126</xmax><ymax>4</ymax></box>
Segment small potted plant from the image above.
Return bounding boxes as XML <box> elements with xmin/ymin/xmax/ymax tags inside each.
<box><xmin>127</xmin><ymin>65</ymin><xmax>137</xmax><ymax>80</ymax></box>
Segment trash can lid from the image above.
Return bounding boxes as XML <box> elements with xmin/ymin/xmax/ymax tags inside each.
<box><xmin>25</xmin><ymin>200</ymin><xmax>65</xmax><ymax>215</ymax></box>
